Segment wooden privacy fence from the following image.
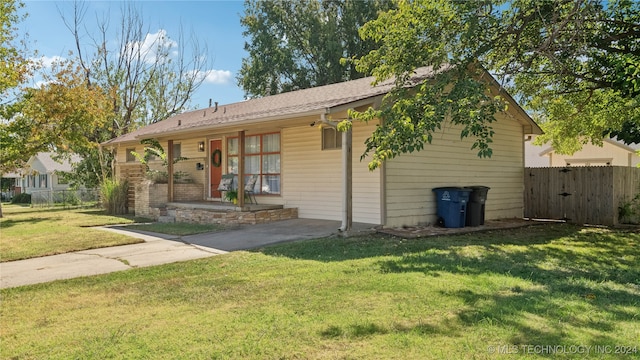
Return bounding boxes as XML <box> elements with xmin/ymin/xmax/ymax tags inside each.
<box><xmin>524</xmin><ymin>166</ymin><xmax>640</xmax><ymax>226</ymax></box>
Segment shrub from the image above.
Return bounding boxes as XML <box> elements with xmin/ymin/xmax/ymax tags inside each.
<box><xmin>11</xmin><ymin>193</ymin><xmax>31</xmax><ymax>204</ymax></box>
<box><xmin>100</xmin><ymin>179</ymin><xmax>129</xmax><ymax>215</ymax></box>
<box><xmin>53</xmin><ymin>191</ymin><xmax>81</xmax><ymax>206</ymax></box>
<box><xmin>145</xmin><ymin>170</ymin><xmax>193</xmax><ymax>184</ymax></box>
<box><xmin>618</xmin><ymin>193</ymin><xmax>640</xmax><ymax>224</ymax></box>
<box><xmin>145</xmin><ymin>170</ymin><xmax>169</xmax><ymax>183</ymax></box>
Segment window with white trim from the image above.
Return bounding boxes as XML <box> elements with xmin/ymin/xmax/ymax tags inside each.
<box><xmin>126</xmin><ymin>148</ymin><xmax>136</xmax><ymax>162</ymax></box>
<box><xmin>39</xmin><ymin>174</ymin><xmax>48</xmax><ymax>188</ymax></box>
<box><xmin>322</xmin><ymin>127</ymin><xmax>341</xmax><ymax>150</ymax></box>
<box><xmin>227</xmin><ymin>133</ymin><xmax>281</xmax><ymax>194</ymax></box>
<box><xmin>172</xmin><ymin>143</ymin><xmax>182</xmax><ymax>160</ymax></box>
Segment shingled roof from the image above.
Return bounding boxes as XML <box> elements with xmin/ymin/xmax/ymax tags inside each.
<box><xmin>103</xmin><ymin>65</ymin><xmax>541</xmax><ymax>145</ymax></box>
<box><xmin>102</xmin><ymin>67</ymin><xmax>442</xmax><ymax>146</ymax></box>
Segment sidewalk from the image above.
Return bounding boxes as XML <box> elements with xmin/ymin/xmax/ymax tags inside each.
<box><xmin>0</xmin><ymin>219</ymin><xmax>379</xmax><ymax>289</ymax></box>
<box><xmin>0</xmin><ymin>228</ymin><xmax>225</xmax><ymax>289</ymax></box>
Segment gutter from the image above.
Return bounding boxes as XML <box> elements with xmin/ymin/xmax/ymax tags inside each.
<box><xmin>137</xmin><ymin>108</ymin><xmax>329</xmax><ymax>141</ymax></box>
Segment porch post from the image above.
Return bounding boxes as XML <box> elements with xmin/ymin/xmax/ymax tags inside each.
<box><xmin>168</xmin><ymin>140</ymin><xmax>174</xmax><ymax>202</ymax></box>
<box><xmin>340</xmin><ymin>126</ymin><xmax>353</xmax><ymax>233</ymax></box>
<box><xmin>237</xmin><ymin>131</ymin><xmax>245</xmax><ymax>207</ymax></box>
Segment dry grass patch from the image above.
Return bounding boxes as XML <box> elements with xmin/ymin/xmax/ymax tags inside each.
<box><xmin>0</xmin><ymin>204</ymin><xmax>143</xmax><ymax>261</ymax></box>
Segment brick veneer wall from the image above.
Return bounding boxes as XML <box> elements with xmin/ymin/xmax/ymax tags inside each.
<box><xmin>135</xmin><ymin>181</ymin><xmax>204</xmax><ymax>216</ymax></box>
<box><xmin>135</xmin><ymin>181</ymin><xmax>163</xmax><ymax>217</ymax></box>
<box><xmin>173</xmin><ymin>207</ymin><xmax>298</xmax><ymax>225</ymax></box>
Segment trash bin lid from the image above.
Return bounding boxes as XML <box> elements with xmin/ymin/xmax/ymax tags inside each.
<box><xmin>433</xmin><ymin>187</ymin><xmax>471</xmax><ymax>202</ymax></box>
<box><xmin>468</xmin><ymin>186</ymin><xmax>490</xmax><ymax>190</ymax></box>
<box><xmin>467</xmin><ymin>186</ymin><xmax>490</xmax><ymax>202</ymax></box>
<box><xmin>432</xmin><ymin>187</ymin><xmax>471</xmax><ymax>191</ymax></box>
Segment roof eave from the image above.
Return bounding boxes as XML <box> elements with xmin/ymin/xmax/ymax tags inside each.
<box><xmin>478</xmin><ymin>68</ymin><xmax>543</xmax><ymax>135</ymax></box>
<box><xmin>604</xmin><ymin>138</ymin><xmax>639</xmax><ymax>153</ymax></box>
<box><xmin>133</xmin><ymin>108</ymin><xmax>330</xmax><ymax>141</ymax></box>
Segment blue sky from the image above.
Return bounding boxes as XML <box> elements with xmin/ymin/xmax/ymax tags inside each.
<box><xmin>20</xmin><ymin>0</ymin><xmax>248</xmax><ymax>109</ymax></box>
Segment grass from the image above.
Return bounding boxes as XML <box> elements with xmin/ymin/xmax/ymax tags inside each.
<box><xmin>1</xmin><ymin>223</ymin><xmax>638</xmax><ymax>359</ymax></box>
<box><xmin>125</xmin><ymin>222</ymin><xmax>223</xmax><ymax>236</ymax></box>
<box><xmin>0</xmin><ymin>204</ymin><xmax>144</xmax><ymax>262</ymax></box>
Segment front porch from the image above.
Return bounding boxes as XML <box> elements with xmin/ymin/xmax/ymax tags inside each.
<box><xmin>134</xmin><ymin>181</ymin><xmax>297</xmax><ymax>225</ymax></box>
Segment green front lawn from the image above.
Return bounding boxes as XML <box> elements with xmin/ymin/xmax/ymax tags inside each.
<box><xmin>1</xmin><ymin>224</ymin><xmax>638</xmax><ymax>359</ymax></box>
<box><xmin>0</xmin><ymin>204</ymin><xmax>144</xmax><ymax>262</ymax></box>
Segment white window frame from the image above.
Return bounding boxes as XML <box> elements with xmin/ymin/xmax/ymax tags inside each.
<box><xmin>322</xmin><ymin>127</ymin><xmax>342</xmax><ymax>150</ymax></box>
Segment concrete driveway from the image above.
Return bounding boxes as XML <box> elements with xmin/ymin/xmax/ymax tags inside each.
<box><xmin>182</xmin><ymin>219</ymin><xmax>376</xmax><ymax>251</ymax></box>
<box><xmin>0</xmin><ymin>219</ymin><xmax>377</xmax><ymax>289</ymax></box>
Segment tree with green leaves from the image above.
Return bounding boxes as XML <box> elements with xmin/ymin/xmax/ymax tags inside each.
<box><xmin>0</xmin><ymin>0</ymin><xmax>32</xmax><ymax>217</ymax></box>
<box><xmin>349</xmin><ymin>0</ymin><xmax>639</xmax><ymax>169</ymax></box>
<box><xmin>0</xmin><ymin>0</ymin><xmax>30</xmax><ymax>104</ymax></box>
<box><xmin>20</xmin><ymin>60</ymin><xmax>114</xmax><ymax>186</ymax></box>
<box><xmin>239</xmin><ymin>0</ymin><xmax>395</xmax><ymax>97</ymax></box>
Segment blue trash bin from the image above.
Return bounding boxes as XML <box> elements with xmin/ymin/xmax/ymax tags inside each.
<box><xmin>432</xmin><ymin>187</ymin><xmax>472</xmax><ymax>228</ymax></box>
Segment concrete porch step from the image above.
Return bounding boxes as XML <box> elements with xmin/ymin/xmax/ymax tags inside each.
<box><xmin>158</xmin><ymin>215</ymin><xmax>176</xmax><ymax>223</ymax></box>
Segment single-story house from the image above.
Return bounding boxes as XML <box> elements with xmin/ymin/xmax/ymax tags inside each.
<box><xmin>525</xmin><ymin>136</ymin><xmax>640</xmax><ymax>168</ymax></box>
<box><xmin>8</xmin><ymin>152</ymin><xmax>81</xmax><ymax>195</ymax></box>
<box><xmin>103</xmin><ymin>66</ymin><xmax>542</xmax><ymax>228</ymax></box>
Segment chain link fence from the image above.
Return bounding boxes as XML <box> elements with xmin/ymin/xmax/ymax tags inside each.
<box><xmin>29</xmin><ymin>189</ymin><xmax>99</xmax><ymax>208</ymax></box>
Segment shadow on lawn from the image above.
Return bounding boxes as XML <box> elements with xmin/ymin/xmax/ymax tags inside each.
<box><xmin>0</xmin><ymin>217</ymin><xmax>47</xmax><ymax>228</ymax></box>
<box><xmin>1</xmin><ymin>206</ymin><xmax>72</xmax><ymax>216</ymax></box>
<box><xmin>259</xmin><ymin>223</ymin><xmax>639</xmax><ymax>346</ymax></box>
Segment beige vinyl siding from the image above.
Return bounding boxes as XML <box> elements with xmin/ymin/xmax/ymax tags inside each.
<box><xmin>352</xmin><ymin>121</ymin><xmax>383</xmax><ymax>224</ymax></box>
<box><xmin>384</xmin><ymin>113</ymin><xmax>525</xmax><ymax>227</ymax></box>
<box><xmin>281</xmin><ymin>121</ymin><xmax>381</xmax><ymax>224</ymax></box>
<box><xmin>549</xmin><ymin>141</ymin><xmax>639</xmax><ymax>167</ymax></box>
<box><xmin>142</xmin><ymin>138</ymin><xmax>208</xmax><ymax>186</ymax></box>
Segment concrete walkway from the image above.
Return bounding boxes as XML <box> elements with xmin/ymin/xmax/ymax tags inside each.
<box><xmin>0</xmin><ymin>219</ymin><xmax>377</xmax><ymax>289</ymax></box>
<box><xmin>0</xmin><ymin>228</ymin><xmax>225</xmax><ymax>289</ymax></box>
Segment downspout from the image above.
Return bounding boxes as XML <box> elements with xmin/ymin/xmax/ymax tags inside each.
<box><xmin>321</xmin><ymin>113</ymin><xmax>352</xmax><ymax>233</ymax></box>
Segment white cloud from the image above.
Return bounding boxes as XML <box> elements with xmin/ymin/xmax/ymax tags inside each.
<box><xmin>23</xmin><ymin>56</ymin><xmax>64</xmax><ymax>88</ymax></box>
<box><xmin>36</xmin><ymin>55</ymin><xmax>65</xmax><ymax>68</ymax></box>
<box><xmin>191</xmin><ymin>69</ymin><xmax>233</xmax><ymax>84</ymax></box>
<box><xmin>124</xmin><ymin>29</ymin><xmax>178</xmax><ymax>64</ymax></box>
<box><xmin>34</xmin><ymin>80</ymin><xmax>52</xmax><ymax>88</ymax></box>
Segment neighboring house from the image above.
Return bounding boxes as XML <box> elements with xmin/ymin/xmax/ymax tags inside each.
<box><xmin>103</xmin><ymin>66</ymin><xmax>542</xmax><ymax>227</ymax></box>
<box><xmin>525</xmin><ymin>136</ymin><xmax>640</xmax><ymax>168</ymax></box>
<box><xmin>14</xmin><ymin>152</ymin><xmax>81</xmax><ymax>195</ymax></box>
<box><xmin>1</xmin><ymin>172</ymin><xmax>21</xmax><ymax>200</ymax></box>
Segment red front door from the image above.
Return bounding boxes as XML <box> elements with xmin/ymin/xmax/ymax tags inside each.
<box><xmin>210</xmin><ymin>139</ymin><xmax>223</xmax><ymax>198</ymax></box>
